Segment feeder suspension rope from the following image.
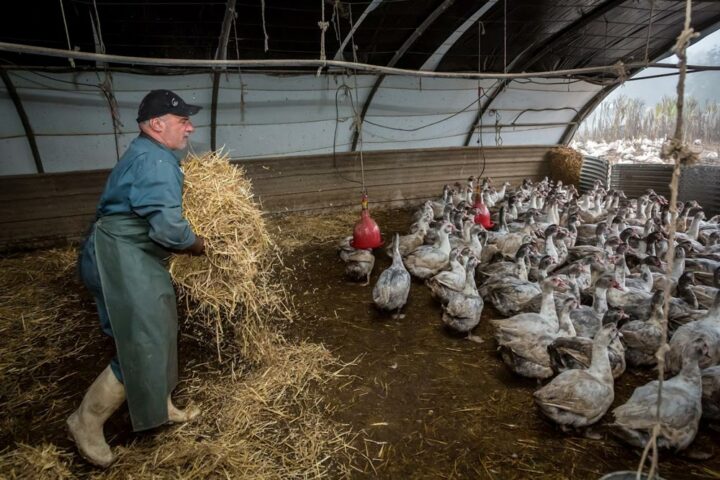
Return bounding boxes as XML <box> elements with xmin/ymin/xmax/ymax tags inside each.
<box><xmin>636</xmin><ymin>0</ymin><xmax>697</xmax><ymax>478</ymax></box>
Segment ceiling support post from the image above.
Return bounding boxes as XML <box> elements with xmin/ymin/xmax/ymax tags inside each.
<box><xmin>0</xmin><ymin>67</ymin><xmax>44</xmax><ymax>173</ymax></box>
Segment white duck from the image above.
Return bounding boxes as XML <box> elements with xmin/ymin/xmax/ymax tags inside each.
<box><xmin>372</xmin><ymin>234</ymin><xmax>411</xmax><ymax>319</ymax></box>
<box><xmin>609</xmin><ymin>338</ymin><xmax>707</xmax><ymax>451</ymax></box>
<box><xmin>534</xmin><ymin>323</ymin><xmax>619</xmax><ymax>430</ymax></box>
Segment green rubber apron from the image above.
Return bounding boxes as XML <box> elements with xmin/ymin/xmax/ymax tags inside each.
<box><xmin>93</xmin><ymin>213</ymin><xmax>178</xmax><ymax>432</ymax></box>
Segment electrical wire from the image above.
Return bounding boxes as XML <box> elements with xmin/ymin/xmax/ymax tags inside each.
<box><xmin>362</xmin><ymin>97</ymin><xmax>481</xmax><ymax>132</ymax></box>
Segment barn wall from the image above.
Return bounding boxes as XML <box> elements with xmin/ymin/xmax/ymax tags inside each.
<box><xmin>1</xmin><ymin>70</ymin><xmax>599</xmax><ymax>175</ymax></box>
<box><xmin>0</xmin><ymin>145</ymin><xmax>552</xmax><ymax>251</ymax></box>
<box><xmin>610</xmin><ymin>163</ymin><xmax>720</xmax><ymax>215</ymax></box>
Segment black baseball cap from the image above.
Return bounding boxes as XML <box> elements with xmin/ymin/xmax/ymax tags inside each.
<box><xmin>136</xmin><ymin>89</ymin><xmax>202</xmax><ymax>123</ymax></box>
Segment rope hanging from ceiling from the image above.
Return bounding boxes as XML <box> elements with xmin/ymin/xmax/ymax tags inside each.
<box><xmin>636</xmin><ymin>0</ymin><xmax>699</xmax><ymax>478</ymax></box>
<box><xmin>58</xmin><ymin>0</ymin><xmax>75</xmax><ymax>68</ymax></box>
<box><xmin>317</xmin><ymin>0</ymin><xmax>329</xmax><ymax>75</ymax></box>
<box><xmin>260</xmin><ymin>0</ymin><xmax>269</xmax><ymax>52</ymax></box>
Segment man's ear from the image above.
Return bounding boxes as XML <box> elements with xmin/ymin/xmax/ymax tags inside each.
<box><xmin>149</xmin><ymin>117</ymin><xmax>165</xmax><ymax>132</ymax></box>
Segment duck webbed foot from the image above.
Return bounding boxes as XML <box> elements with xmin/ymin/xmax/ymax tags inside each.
<box><xmin>466</xmin><ymin>333</ymin><xmax>484</xmax><ymax>344</ymax></box>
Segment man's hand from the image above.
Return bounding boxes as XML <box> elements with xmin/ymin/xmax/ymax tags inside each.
<box><xmin>187</xmin><ymin>236</ymin><xmax>205</xmax><ymax>256</ymax></box>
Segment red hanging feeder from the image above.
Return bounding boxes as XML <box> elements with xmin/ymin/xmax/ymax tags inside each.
<box><xmin>473</xmin><ymin>187</ymin><xmax>493</xmax><ymax>229</ymax></box>
<box><xmin>351</xmin><ymin>193</ymin><xmax>383</xmax><ymax>249</ymax></box>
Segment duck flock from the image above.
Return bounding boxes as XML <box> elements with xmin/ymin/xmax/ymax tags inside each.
<box><xmin>338</xmin><ymin>176</ymin><xmax>720</xmax><ymax>452</ymax></box>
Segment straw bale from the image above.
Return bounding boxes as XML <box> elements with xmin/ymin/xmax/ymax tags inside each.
<box><xmin>546</xmin><ymin>146</ymin><xmax>584</xmax><ymax>187</ymax></box>
<box><xmin>169</xmin><ymin>151</ymin><xmax>291</xmax><ymax>363</ymax></box>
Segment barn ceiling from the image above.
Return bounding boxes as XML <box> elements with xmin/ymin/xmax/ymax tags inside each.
<box><xmin>1</xmin><ymin>1</ymin><xmax>720</xmax><ymax>175</ymax></box>
<box><xmin>2</xmin><ymin>0</ymin><xmax>720</xmax><ymax>80</ymax></box>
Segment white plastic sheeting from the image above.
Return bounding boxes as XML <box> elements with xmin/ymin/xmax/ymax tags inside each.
<box><xmin>0</xmin><ymin>70</ymin><xmax>602</xmax><ymax>175</ymax></box>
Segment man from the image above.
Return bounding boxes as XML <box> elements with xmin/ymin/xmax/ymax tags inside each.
<box><xmin>68</xmin><ymin>90</ymin><xmax>205</xmax><ymax>468</ymax></box>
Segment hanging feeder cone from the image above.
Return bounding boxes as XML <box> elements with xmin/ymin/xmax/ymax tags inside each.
<box><xmin>473</xmin><ymin>187</ymin><xmax>493</xmax><ymax>229</ymax></box>
<box><xmin>351</xmin><ymin>193</ymin><xmax>383</xmax><ymax>249</ymax></box>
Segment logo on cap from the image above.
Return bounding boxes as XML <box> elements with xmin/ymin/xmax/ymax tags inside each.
<box><xmin>171</xmin><ymin>98</ymin><xmax>179</xmax><ymax>107</ymax></box>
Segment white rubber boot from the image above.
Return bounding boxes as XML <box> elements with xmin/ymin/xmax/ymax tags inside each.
<box><xmin>67</xmin><ymin>365</ymin><xmax>125</xmax><ymax>468</ymax></box>
<box><xmin>167</xmin><ymin>395</ymin><xmax>200</xmax><ymax>424</ymax></box>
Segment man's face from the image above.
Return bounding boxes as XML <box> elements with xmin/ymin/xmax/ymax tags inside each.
<box><xmin>153</xmin><ymin>114</ymin><xmax>195</xmax><ymax>150</ymax></box>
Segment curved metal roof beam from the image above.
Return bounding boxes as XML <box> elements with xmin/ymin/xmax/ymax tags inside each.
<box><xmin>559</xmin><ymin>16</ymin><xmax>720</xmax><ymax>145</ymax></box>
<box><xmin>351</xmin><ymin>0</ymin><xmax>456</xmax><ymax>151</ymax></box>
<box><xmin>420</xmin><ymin>0</ymin><xmax>498</xmax><ymax>71</ymax></box>
<box><xmin>463</xmin><ymin>0</ymin><xmax>628</xmax><ymax>146</ymax></box>
<box><xmin>333</xmin><ymin>0</ymin><xmax>384</xmax><ymax>61</ymax></box>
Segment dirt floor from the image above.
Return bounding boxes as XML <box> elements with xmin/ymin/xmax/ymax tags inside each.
<box><xmin>285</xmin><ymin>207</ymin><xmax>720</xmax><ymax>479</ymax></box>
<box><xmin>2</xmin><ymin>206</ymin><xmax>720</xmax><ymax>479</ymax></box>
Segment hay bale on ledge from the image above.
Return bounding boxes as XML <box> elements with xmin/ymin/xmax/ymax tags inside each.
<box><xmin>546</xmin><ymin>146</ymin><xmax>583</xmax><ymax>187</ymax></box>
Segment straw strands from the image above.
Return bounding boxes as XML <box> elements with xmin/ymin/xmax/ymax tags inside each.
<box><xmin>0</xmin><ymin>151</ymin><xmax>361</xmax><ymax>477</ymax></box>
<box><xmin>169</xmin><ymin>150</ymin><xmax>291</xmax><ymax>363</ymax></box>
<box><xmin>0</xmin><ymin>443</ymin><xmax>74</xmax><ymax>480</ymax></box>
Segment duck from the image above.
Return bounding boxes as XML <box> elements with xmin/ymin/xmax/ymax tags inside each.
<box><xmin>495</xmin><ymin>298</ymin><xmax>577</xmax><ymax>379</ymax></box>
<box><xmin>386</xmin><ymin>221</ymin><xmax>428</xmax><ymax>259</ymax></box>
<box><xmin>484</xmin><ymin>256</ymin><xmax>545</xmax><ymax>317</ymax></box>
<box><xmin>404</xmin><ymin>222</ymin><xmax>453</xmax><ymax>279</ymax></box>
<box><xmin>548</xmin><ymin>308</ymin><xmax>628</xmax><ymax>379</ymax></box>
<box><xmin>665</xmin><ymin>290</ymin><xmax>720</xmax><ymax>374</ymax></box>
<box><xmin>372</xmin><ymin>233</ymin><xmax>411</xmax><ymax>319</ymax></box>
<box><xmin>429</xmin><ymin>185</ymin><xmax>452</xmax><ymax>219</ymax></box>
<box><xmin>609</xmin><ymin>338</ymin><xmax>707</xmax><ymax>451</ymax></box>
<box><xmin>624</xmin><ymin>260</ymin><xmax>655</xmax><ymax>293</ymax></box>
<box><xmin>426</xmin><ymin>248</ymin><xmax>466</xmax><ymax>303</ymax></box>
<box><xmin>651</xmin><ymin>245</ymin><xmax>686</xmax><ymax>292</ymax></box>
<box><xmin>476</xmin><ymin>243</ymin><xmax>534</xmax><ymax>285</ymax></box>
<box><xmin>490</xmin><ymin>277</ymin><xmax>567</xmax><ymax>335</ymax></box>
<box><xmin>343</xmin><ymin>248</ymin><xmax>375</xmax><ymax>286</ymax></box>
<box><xmin>619</xmin><ymin>290</ymin><xmax>665</xmax><ymax>367</ymax></box>
<box><xmin>607</xmin><ymin>271</ymin><xmax>702</xmax><ymax>322</ymax></box>
<box><xmin>691</xmin><ymin>266</ymin><xmax>720</xmax><ymax>309</ymax></box>
<box><xmin>441</xmin><ymin>257</ymin><xmax>484</xmax><ymax>342</ymax></box>
<box><xmin>534</xmin><ymin>323</ymin><xmax>619</xmax><ymax>430</ymax></box>
<box><xmin>701</xmin><ymin>365</ymin><xmax>720</xmax><ymax>421</ymax></box>
<box><xmin>338</xmin><ymin>236</ymin><xmax>375</xmax><ymax>285</ymax></box>
<box><xmin>569</xmin><ymin>275</ymin><xmax>619</xmax><ymax>338</ymax></box>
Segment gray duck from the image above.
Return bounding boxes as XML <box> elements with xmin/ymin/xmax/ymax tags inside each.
<box><xmin>534</xmin><ymin>323</ymin><xmax>619</xmax><ymax>430</ymax></box>
<box><xmin>372</xmin><ymin>233</ymin><xmax>411</xmax><ymax>319</ymax></box>
<box><xmin>609</xmin><ymin>338</ymin><xmax>707</xmax><ymax>451</ymax></box>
